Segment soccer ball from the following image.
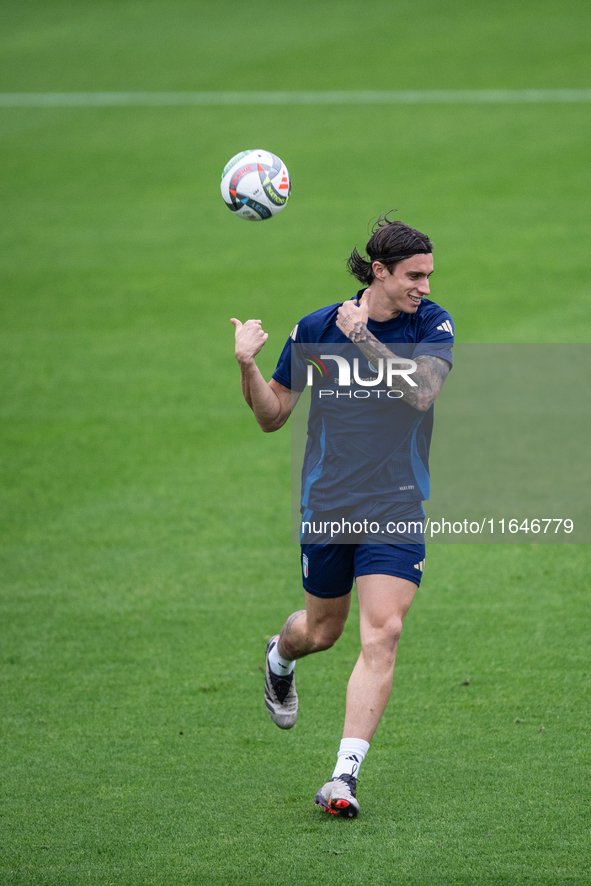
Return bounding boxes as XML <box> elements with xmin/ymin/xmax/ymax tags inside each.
<box><xmin>220</xmin><ymin>149</ymin><xmax>291</xmax><ymax>221</ymax></box>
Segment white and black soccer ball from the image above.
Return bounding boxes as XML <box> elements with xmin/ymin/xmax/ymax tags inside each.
<box><xmin>220</xmin><ymin>149</ymin><xmax>291</xmax><ymax>221</ymax></box>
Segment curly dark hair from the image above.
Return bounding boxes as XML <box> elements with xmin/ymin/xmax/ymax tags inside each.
<box><xmin>347</xmin><ymin>212</ymin><xmax>434</xmax><ymax>285</ymax></box>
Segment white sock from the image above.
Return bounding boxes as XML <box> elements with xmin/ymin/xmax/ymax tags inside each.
<box><xmin>332</xmin><ymin>738</ymin><xmax>370</xmax><ymax>780</ymax></box>
<box><xmin>268</xmin><ymin>638</ymin><xmax>295</xmax><ymax>676</ymax></box>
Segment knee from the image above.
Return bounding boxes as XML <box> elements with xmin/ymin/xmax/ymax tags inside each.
<box><xmin>363</xmin><ymin>617</ymin><xmax>404</xmax><ymax>660</ymax></box>
<box><xmin>387</xmin><ymin>617</ymin><xmax>404</xmax><ymax>648</ymax></box>
<box><xmin>309</xmin><ymin>619</ymin><xmax>346</xmax><ymax>652</ymax></box>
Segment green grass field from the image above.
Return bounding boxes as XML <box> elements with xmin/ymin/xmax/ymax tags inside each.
<box><xmin>1</xmin><ymin>2</ymin><xmax>590</xmax><ymax>883</ymax></box>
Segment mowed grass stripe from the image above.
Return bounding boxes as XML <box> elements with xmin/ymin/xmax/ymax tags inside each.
<box><xmin>1</xmin><ymin>89</ymin><xmax>591</xmax><ymax>107</ymax></box>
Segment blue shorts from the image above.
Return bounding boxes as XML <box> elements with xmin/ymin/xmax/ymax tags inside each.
<box><xmin>300</xmin><ymin>502</ymin><xmax>426</xmax><ymax>598</ymax></box>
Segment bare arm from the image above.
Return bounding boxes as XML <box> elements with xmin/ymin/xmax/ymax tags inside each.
<box><xmin>231</xmin><ymin>317</ymin><xmax>298</xmax><ymax>432</ymax></box>
<box><xmin>336</xmin><ymin>296</ymin><xmax>451</xmax><ymax>412</ymax></box>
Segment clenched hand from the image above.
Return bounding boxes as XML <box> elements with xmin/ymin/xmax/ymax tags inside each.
<box><xmin>336</xmin><ymin>291</ymin><xmax>370</xmax><ymax>340</ymax></box>
<box><xmin>231</xmin><ymin>318</ymin><xmax>269</xmax><ymax>365</ymax></box>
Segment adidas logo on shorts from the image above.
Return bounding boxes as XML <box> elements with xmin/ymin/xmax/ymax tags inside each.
<box><xmin>413</xmin><ymin>560</ymin><xmax>425</xmax><ymax>572</ymax></box>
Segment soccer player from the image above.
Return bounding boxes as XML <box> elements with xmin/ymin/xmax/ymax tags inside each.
<box><xmin>231</xmin><ymin>215</ymin><xmax>454</xmax><ymax>817</ymax></box>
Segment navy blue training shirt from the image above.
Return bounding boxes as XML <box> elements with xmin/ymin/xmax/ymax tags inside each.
<box><xmin>273</xmin><ymin>292</ymin><xmax>454</xmax><ymax>511</ymax></box>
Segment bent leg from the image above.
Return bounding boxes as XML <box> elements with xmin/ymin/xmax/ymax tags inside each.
<box><xmin>278</xmin><ymin>590</ymin><xmax>351</xmax><ymax>660</ymax></box>
<box><xmin>343</xmin><ymin>574</ymin><xmax>417</xmax><ymax>742</ymax></box>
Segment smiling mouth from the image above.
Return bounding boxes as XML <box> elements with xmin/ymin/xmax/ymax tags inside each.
<box><xmin>408</xmin><ymin>294</ymin><xmax>422</xmax><ymax>304</ymax></box>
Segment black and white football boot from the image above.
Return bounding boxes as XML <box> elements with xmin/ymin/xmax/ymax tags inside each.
<box><xmin>264</xmin><ymin>635</ymin><xmax>298</xmax><ymax>729</ymax></box>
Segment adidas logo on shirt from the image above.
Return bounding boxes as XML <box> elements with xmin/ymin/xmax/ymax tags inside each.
<box><xmin>413</xmin><ymin>560</ymin><xmax>425</xmax><ymax>572</ymax></box>
<box><xmin>436</xmin><ymin>320</ymin><xmax>453</xmax><ymax>335</ymax></box>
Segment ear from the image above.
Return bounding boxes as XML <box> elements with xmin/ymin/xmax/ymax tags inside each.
<box><xmin>372</xmin><ymin>261</ymin><xmax>386</xmax><ymax>280</ymax></box>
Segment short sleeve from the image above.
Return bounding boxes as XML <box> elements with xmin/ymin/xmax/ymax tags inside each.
<box><xmin>412</xmin><ymin>309</ymin><xmax>454</xmax><ymax>366</ymax></box>
<box><xmin>272</xmin><ymin>320</ymin><xmax>308</xmax><ymax>391</ymax></box>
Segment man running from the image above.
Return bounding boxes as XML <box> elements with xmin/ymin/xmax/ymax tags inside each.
<box><xmin>231</xmin><ymin>215</ymin><xmax>454</xmax><ymax>817</ymax></box>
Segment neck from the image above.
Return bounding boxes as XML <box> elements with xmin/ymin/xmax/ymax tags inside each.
<box><xmin>366</xmin><ymin>284</ymin><xmax>401</xmax><ymax>323</ymax></box>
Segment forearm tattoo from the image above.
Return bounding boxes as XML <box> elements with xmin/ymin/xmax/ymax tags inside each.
<box><xmin>347</xmin><ymin>321</ymin><xmax>450</xmax><ymax>411</ymax></box>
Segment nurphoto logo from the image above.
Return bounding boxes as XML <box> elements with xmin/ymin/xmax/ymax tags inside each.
<box><xmin>306</xmin><ymin>354</ymin><xmax>417</xmax><ymax>396</ymax></box>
